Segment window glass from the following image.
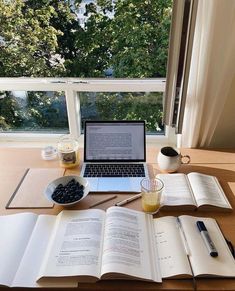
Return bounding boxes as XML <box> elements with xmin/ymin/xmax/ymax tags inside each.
<box><xmin>0</xmin><ymin>91</ymin><xmax>69</xmax><ymax>133</ymax></box>
<box><xmin>79</xmin><ymin>91</ymin><xmax>164</xmax><ymax>134</ymax></box>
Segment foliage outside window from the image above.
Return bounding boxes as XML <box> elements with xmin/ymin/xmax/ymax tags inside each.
<box><xmin>0</xmin><ymin>0</ymin><xmax>172</xmax><ymax>134</ymax></box>
<box><xmin>0</xmin><ymin>91</ymin><xmax>69</xmax><ymax>132</ymax></box>
<box><xmin>80</xmin><ymin>91</ymin><xmax>164</xmax><ymax>133</ymax></box>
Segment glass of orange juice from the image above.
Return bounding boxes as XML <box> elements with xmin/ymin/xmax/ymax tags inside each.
<box><xmin>140</xmin><ymin>178</ymin><xmax>164</xmax><ymax>214</ymax></box>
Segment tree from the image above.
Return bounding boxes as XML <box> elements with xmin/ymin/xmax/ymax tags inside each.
<box><xmin>65</xmin><ymin>1</ymin><xmax>113</xmax><ymax>77</ymax></box>
<box><xmin>0</xmin><ymin>0</ymin><xmax>73</xmax><ymax>131</ymax></box>
<box><xmin>0</xmin><ymin>92</ymin><xmax>23</xmax><ymax>130</ymax></box>
<box><xmin>24</xmin><ymin>0</ymin><xmax>80</xmax><ymax>65</ymax></box>
<box><xmin>0</xmin><ymin>90</ymin><xmax>69</xmax><ymax>131</ymax></box>
<box><xmin>73</xmin><ymin>0</ymin><xmax>172</xmax><ymax>78</ymax></box>
<box><xmin>80</xmin><ymin>91</ymin><xmax>164</xmax><ymax>132</ymax></box>
<box><xmin>110</xmin><ymin>0</ymin><xmax>172</xmax><ymax>77</ymax></box>
<box><xmin>0</xmin><ymin>0</ymin><xmax>66</xmax><ymax>76</ymax></box>
<box><xmin>0</xmin><ymin>0</ymin><xmax>172</xmax><ymax>132</ymax></box>
<box><xmin>0</xmin><ymin>0</ymin><xmax>172</xmax><ymax>77</ymax></box>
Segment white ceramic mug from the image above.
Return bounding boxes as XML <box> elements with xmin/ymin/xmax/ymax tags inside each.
<box><xmin>157</xmin><ymin>146</ymin><xmax>190</xmax><ymax>173</ymax></box>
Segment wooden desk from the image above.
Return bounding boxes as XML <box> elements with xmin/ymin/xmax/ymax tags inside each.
<box><xmin>0</xmin><ymin>147</ymin><xmax>235</xmax><ymax>291</ymax></box>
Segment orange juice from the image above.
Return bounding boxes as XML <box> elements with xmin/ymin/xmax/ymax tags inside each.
<box><xmin>141</xmin><ymin>192</ymin><xmax>161</xmax><ymax>213</ymax></box>
<box><xmin>140</xmin><ymin>178</ymin><xmax>164</xmax><ymax>214</ymax></box>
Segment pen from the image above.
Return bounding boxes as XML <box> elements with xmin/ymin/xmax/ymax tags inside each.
<box><xmin>115</xmin><ymin>193</ymin><xmax>141</xmax><ymax>206</ymax></box>
<box><xmin>176</xmin><ymin>217</ymin><xmax>191</xmax><ymax>255</ymax></box>
<box><xmin>176</xmin><ymin>218</ymin><xmax>195</xmax><ymax>282</ymax></box>
<box><xmin>196</xmin><ymin>221</ymin><xmax>218</xmax><ymax>257</ymax></box>
<box><xmin>89</xmin><ymin>195</ymin><xmax>117</xmax><ymax>208</ymax></box>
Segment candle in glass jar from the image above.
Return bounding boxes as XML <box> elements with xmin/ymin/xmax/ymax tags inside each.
<box><xmin>58</xmin><ymin>135</ymin><xmax>79</xmax><ymax>168</ymax></box>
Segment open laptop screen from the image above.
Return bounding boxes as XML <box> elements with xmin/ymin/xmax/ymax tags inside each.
<box><xmin>84</xmin><ymin>121</ymin><xmax>146</xmax><ymax>162</ymax></box>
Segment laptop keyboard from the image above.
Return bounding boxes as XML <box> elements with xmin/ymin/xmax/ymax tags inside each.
<box><xmin>83</xmin><ymin>163</ymin><xmax>146</xmax><ymax>177</ymax></box>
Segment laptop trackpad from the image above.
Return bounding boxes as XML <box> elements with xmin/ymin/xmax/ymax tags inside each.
<box><xmin>97</xmin><ymin>178</ymin><xmax>132</xmax><ymax>192</ymax></box>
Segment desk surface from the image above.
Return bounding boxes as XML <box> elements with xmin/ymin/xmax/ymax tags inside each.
<box><xmin>0</xmin><ymin>147</ymin><xmax>235</xmax><ymax>291</ymax></box>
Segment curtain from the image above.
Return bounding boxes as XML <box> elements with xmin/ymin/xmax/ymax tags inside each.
<box><xmin>181</xmin><ymin>0</ymin><xmax>235</xmax><ymax>148</ymax></box>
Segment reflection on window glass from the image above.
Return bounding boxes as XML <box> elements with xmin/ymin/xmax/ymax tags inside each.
<box><xmin>79</xmin><ymin>92</ymin><xmax>164</xmax><ymax>134</ymax></box>
<box><xmin>0</xmin><ymin>91</ymin><xmax>69</xmax><ymax>133</ymax></box>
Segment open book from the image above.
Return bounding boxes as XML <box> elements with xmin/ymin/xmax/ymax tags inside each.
<box><xmin>157</xmin><ymin>172</ymin><xmax>232</xmax><ymax>211</ymax></box>
<box><xmin>154</xmin><ymin>215</ymin><xmax>235</xmax><ymax>279</ymax></box>
<box><xmin>0</xmin><ymin>208</ymin><xmax>160</xmax><ymax>288</ymax></box>
<box><xmin>1</xmin><ymin>208</ymin><xmax>235</xmax><ymax>288</ymax></box>
<box><xmin>0</xmin><ymin>207</ymin><xmax>235</xmax><ymax>287</ymax></box>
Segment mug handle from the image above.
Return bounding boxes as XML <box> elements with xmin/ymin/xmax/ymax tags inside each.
<box><xmin>181</xmin><ymin>155</ymin><xmax>190</xmax><ymax>164</ymax></box>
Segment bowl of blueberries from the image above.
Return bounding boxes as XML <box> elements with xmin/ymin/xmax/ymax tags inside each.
<box><xmin>44</xmin><ymin>175</ymin><xmax>89</xmax><ymax>206</ymax></box>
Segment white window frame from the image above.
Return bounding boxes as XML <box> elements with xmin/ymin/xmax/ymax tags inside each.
<box><xmin>0</xmin><ymin>77</ymin><xmax>176</xmax><ymax>147</ymax></box>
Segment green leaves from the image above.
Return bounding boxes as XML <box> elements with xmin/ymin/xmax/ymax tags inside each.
<box><xmin>0</xmin><ymin>0</ymin><xmax>172</xmax><ymax>132</ymax></box>
<box><xmin>80</xmin><ymin>91</ymin><xmax>164</xmax><ymax>132</ymax></box>
<box><xmin>0</xmin><ymin>0</ymin><xmax>69</xmax><ymax>77</ymax></box>
<box><xmin>0</xmin><ymin>0</ymin><xmax>172</xmax><ymax>77</ymax></box>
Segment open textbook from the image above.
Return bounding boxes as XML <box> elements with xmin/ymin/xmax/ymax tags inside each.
<box><xmin>0</xmin><ymin>208</ymin><xmax>235</xmax><ymax>288</ymax></box>
<box><xmin>157</xmin><ymin>172</ymin><xmax>232</xmax><ymax>211</ymax></box>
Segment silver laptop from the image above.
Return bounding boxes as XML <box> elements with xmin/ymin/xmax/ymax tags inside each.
<box><xmin>80</xmin><ymin>121</ymin><xmax>149</xmax><ymax>192</ymax></box>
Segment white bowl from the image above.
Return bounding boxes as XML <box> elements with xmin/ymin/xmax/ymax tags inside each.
<box><xmin>44</xmin><ymin>175</ymin><xmax>89</xmax><ymax>206</ymax></box>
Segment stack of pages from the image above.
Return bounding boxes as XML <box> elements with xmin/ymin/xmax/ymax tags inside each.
<box><xmin>0</xmin><ymin>207</ymin><xmax>235</xmax><ymax>288</ymax></box>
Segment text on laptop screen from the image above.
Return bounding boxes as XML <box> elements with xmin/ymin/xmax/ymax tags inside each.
<box><xmin>84</xmin><ymin>121</ymin><xmax>146</xmax><ymax>162</ymax></box>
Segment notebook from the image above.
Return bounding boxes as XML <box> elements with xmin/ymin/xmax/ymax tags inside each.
<box><xmin>80</xmin><ymin>120</ymin><xmax>149</xmax><ymax>192</ymax></box>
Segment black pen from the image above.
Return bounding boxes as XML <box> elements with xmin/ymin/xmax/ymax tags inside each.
<box><xmin>196</xmin><ymin>221</ymin><xmax>218</xmax><ymax>257</ymax></box>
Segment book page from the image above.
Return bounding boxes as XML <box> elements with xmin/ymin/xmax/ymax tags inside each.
<box><xmin>0</xmin><ymin>213</ymin><xmax>38</xmax><ymax>287</ymax></box>
<box><xmin>157</xmin><ymin>174</ymin><xmax>196</xmax><ymax>206</ymax></box>
<box><xmin>187</xmin><ymin>172</ymin><xmax>232</xmax><ymax>209</ymax></box>
<box><xmin>12</xmin><ymin>215</ymin><xmax>77</xmax><ymax>288</ymax></box>
<box><xmin>180</xmin><ymin>215</ymin><xmax>235</xmax><ymax>277</ymax></box>
<box><xmin>153</xmin><ymin>216</ymin><xmax>192</xmax><ymax>278</ymax></box>
<box><xmin>100</xmin><ymin>207</ymin><xmax>161</xmax><ymax>282</ymax></box>
<box><xmin>12</xmin><ymin>215</ymin><xmax>54</xmax><ymax>287</ymax></box>
<box><xmin>38</xmin><ymin>209</ymin><xmax>106</xmax><ymax>281</ymax></box>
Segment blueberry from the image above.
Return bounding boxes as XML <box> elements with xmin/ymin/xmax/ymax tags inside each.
<box><xmin>52</xmin><ymin>178</ymin><xmax>84</xmax><ymax>204</ymax></box>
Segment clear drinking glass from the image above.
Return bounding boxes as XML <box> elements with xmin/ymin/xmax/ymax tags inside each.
<box><xmin>141</xmin><ymin>178</ymin><xmax>164</xmax><ymax>214</ymax></box>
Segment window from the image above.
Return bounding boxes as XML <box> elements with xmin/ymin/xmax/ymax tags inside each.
<box><xmin>79</xmin><ymin>91</ymin><xmax>164</xmax><ymax>134</ymax></box>
<box><xmin>0</xmin><ymin>90</ymin><xmax>69</xmax><ymax>133</ymax></box>
<box><xmin>0</xmin><ymin>0</ymin><xmax>176</xmax><ymax>145</ymax></box>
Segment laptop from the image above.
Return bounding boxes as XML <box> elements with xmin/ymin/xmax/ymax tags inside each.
<box><xmin>80</xmin><ymin>120</ymin><xmax>149</xmax><ymax>192</ymax></box>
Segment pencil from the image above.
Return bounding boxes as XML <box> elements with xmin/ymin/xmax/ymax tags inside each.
<box><xmin>115</xmin><ymin>193</ymin><xmax>141</xmax><ymax>206</ymax></box>
<box><xmin>89</xmin><ymin>195</ymin><xmax>117</xmax><ymax>208</ymax></box>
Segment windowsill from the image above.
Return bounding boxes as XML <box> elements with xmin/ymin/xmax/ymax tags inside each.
<box><xmin>0</xmin><ymin>136</ymin><xmax>177</xmax><ymax>149</ymax></box>
<box><xmin>0</xmin><ymin>127</ymin><xmax>177</xmax><ymax>148</ymax></box>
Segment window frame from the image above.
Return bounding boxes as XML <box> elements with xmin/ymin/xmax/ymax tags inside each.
<box><xmin>0</xmin><ymin>78</ymin><xmax>176</xmax><ymax>146</ymax></box>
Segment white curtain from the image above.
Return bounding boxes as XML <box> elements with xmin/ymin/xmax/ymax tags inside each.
<box><xmin>181</xmin><ymin>0</ymin><xmax>235</xmax><ymax>148</ymax></box>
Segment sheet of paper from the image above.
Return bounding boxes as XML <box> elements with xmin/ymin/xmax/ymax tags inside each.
<box><xmin>7</xmin><ymin>168</ymin><xmax>64</xmax><ymax>208</ymax></box>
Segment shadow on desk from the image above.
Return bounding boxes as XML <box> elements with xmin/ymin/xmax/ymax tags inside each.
<box><xmin>3</xmin><ymin>278</ymin><xmax>235</xmax><ymax>291</ymax></box>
